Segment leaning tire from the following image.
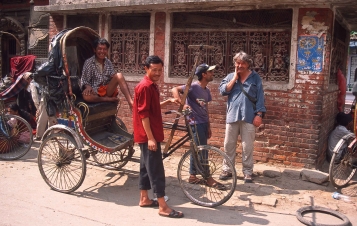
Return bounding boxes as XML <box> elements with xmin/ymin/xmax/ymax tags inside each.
<box><xmin>296</xmin><ymin>206</ymin><xmax>350</xmax><ymax>226</ymax></box>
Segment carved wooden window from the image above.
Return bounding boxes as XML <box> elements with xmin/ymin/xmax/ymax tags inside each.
<box><xmin>330</xmin><ymin>20</ymin><xmax>348</xmax><ymax>85</ymax></box>
<box><xmin>171</xmin><ymin>10</ymin><xmax>292</xmax><ymax>82</ymax></box>
<box><xmin>28</xmin><ymin>14</ymin><xmax>49</xmax><ymax>59</ymax></box>
<box><xmin>28</xmin><ymin>37</ymin><xmax>48</xmax><ymax>58</ymax></box>
<box><xmin>110</xmin><ymin>14</ymin><xmax>150</xmax><ymax>76</ymax></box>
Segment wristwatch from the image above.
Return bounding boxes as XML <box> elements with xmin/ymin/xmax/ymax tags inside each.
<box><xmin>256</xmin><ymin>113</ymin><xmax>263</xmax><ymax>118</ymax></box>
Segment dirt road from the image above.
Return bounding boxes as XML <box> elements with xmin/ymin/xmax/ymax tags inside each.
<box><xmin>1</xmin><ymin>141</ymin><xmax>356</xmax><ymax>226</ymax></box>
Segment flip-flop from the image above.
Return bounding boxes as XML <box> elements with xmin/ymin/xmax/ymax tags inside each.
<box><xmin>159</xmin><ymin>209</ymin><xmax>184</xmax><ymax>218</ymax></box>
<box><xmin>139</xmin><ymin>199</ymin><xmax>159</xmax><ymax>208</ymax></box>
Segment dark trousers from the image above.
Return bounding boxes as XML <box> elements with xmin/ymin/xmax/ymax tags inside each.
<box><xmin>139</xmin><ymin>142</ymin><xmax>166</xmax><ymax>198</ymax></box>
<box><xmin>190</xmin><ymin>123</ymin><xmax>209</xmax><ymax>175</ymax></box>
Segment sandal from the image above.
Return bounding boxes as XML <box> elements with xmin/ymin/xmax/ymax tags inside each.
<box><xmin>159</xmin><ymin>209</ymin><xmax>184</xmax><ymax>218</ymax></box>
<box><xmin>188</xmin><ymin>176</ymin><xmax>204</xmax><ymax>184</ymax></box>
<box><xmin>139</xmin><ymin>199</ymin><xmax>159</xmax><ymax>208</ymax></box>
<box><xmin>206</xmin><ymin>182</ymin><xmax>226</xmax><ymax>191</ymax></box>
<box><xmin>244</xmin><ymin>175</ymin><xmax>253</xmax><ymax>184</ymax></box>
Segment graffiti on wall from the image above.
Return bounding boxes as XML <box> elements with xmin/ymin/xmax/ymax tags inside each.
<box><xmin>297</xmin><ymin>35</ymin><xmax>324</xmax><ymax>72</ymax></box>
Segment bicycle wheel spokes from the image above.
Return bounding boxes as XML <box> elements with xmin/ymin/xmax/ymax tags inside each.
<box><xmin>38</xmin><ymin>133</ymin><xmax>86</xmax><ymax>193</ymax></box>
<box><xmin>177</xmin><ymin>145</ymin><xmax>237</xmax><ymax>207</ymax></box>
<box><xmin>330</xmin><ymin>151</ymin><xmax>356</xmax><ymax>187</ymax></box>
<box><xmin>0</xmin><ymin>115</ymin><xmax>33</xmax><ymax>160</ymax></box>
<box><xmin>329</xmin><ymin>133</ymin><xmax>357</xmax><ymax>188</ymax></box>
<box><xmin>92</xmin><ymin>146</ymin><xmax>134</xmax><ymax>170</ymax></box>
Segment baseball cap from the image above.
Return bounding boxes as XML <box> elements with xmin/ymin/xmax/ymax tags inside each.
<box><xmin>195</xmin><ymin>64</ymin><xmax>216</xmax><ymax>79</ymax></box>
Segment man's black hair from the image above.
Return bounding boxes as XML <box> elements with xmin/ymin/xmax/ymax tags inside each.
<box><xmin>8</xmin><ymin>103</ymin><xmax>20</xmax><ymax>112</ymax></box>
<box><xmin>93</xmin><ymin>38</ymin><xmax>110</xmax><ymax>49</ymax></box>
<box><xmin>144</xmin><ymin>55</ymin><xmax>163</xmax><ymax>68</ymax></box>
<box><xmin>336</xmin><ymin>112</ymin><xmax>352</xmax><ymax>127</ymax></box>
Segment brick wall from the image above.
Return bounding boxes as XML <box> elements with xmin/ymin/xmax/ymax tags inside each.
<box><xmin>48</xmin><ymin>8</ymin><xmax>340</xmax><ymax>169</ymax></box>
<box><xmin>49</xmin><ymin>15</ymin><xmax>63</xmax><ymax>42</ymax></box>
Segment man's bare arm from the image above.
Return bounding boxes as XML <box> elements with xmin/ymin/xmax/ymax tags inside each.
<box><xmin>141</xmin><ymin>117</ymin><xmax>157</xmax><ymax>151</ymax></box>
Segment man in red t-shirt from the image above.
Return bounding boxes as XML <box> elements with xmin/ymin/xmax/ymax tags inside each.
<box><xmin>133</xmin><ymin>55</ymin><xmax>183</xmax><ymax>218</ymax></box>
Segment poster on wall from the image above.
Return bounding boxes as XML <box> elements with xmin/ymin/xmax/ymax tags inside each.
<box><xmin>297</xmin><ymin>35</ymin><xmax>324</xmax><ymax>72</ymax></box>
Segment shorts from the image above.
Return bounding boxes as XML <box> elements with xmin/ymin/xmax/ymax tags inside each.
<box><xmin>97</xmin><ymin>85</ymin><xmax>119</xmax><ymax>97</ymax></box>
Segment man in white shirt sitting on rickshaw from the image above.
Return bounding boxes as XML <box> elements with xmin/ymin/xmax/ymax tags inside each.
<box><xmin>81</xmin><ymin>38</ymin><xmax>133</xmax><ymax>110</ymax></box>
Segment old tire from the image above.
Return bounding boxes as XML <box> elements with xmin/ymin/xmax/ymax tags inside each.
<box><xmin>296</xmin><ymin>206</ymin><xmax>350</xmax><ymax>226</ymax></box>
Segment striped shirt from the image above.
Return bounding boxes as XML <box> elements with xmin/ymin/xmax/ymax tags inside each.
<box><xmin>81</xmin><ymin>55</ymin><xmax>115</xmax><ymax>93</ymax></box>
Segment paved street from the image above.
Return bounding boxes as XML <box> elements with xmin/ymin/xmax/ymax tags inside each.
<box><xmin>1</xmin><ymin>141</ymin><xmax>357</xmax><ymax>226</ymax></box>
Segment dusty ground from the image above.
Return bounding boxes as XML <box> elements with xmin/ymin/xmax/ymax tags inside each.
<box><xmin>159</xmin><ymin>149</ymin><xmax>357</xmax><ymax>217</ymax></box>
<box><xmin>1</xmin><ymin>140</ymin><xmax>357</xmax><ymax>225</ymax></box>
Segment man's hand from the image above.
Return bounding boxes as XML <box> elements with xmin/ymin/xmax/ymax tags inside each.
<box><xmin>82</xmin><ymin>86</ymin><xmax>96</xmax><ymax>96</ymax></box>
<box><xmin>253</xmin><ymin>115</ymin><xmax>262</xmax><ymax>127</ymax></box>
<box><xmin>148</xmin><ymin>138</ymin><xmax>157</xmax><ymax>151</ymax></box>
<box><xmin>161</xmin><ymin>98</ymin><xmax>181</xmax><ymax>107</ymax></box>
<box><xmin>183</xmin><ymin>104</ymin><xmax>190</xmax><ymax>110</ymax></box>
<box><xmin>233</xmin><ymin>65</ymin><xmax>240</xmax><ymax>82</ymax></box>
<box><xmin>170</xmin><ymin>97</ymin><xmax>181</xmax><ymax>105</ymax></box>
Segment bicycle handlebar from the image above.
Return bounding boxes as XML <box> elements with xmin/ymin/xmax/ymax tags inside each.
<box><xmin>165</xmin><ymin>108</ymin><xmax>192</xmax><ymax>116</ymax></box>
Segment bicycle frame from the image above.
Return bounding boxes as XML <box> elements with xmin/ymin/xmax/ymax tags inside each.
<box><xmin>163</xmin><ymin>109</ymin><xmax>209</xmax><ymax>177</ymax></box>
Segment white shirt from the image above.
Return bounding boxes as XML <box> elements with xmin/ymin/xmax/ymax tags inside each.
<box><xmin>328</xmin><ymin>125</ymin><xmax>352</xmax><ymax>158</ymax></box>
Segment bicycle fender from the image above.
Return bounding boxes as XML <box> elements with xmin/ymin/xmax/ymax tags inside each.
<box><xmin>42</xmin><ymin>124</ymin><xmax>84</xmax><ymax>149</ymax></box>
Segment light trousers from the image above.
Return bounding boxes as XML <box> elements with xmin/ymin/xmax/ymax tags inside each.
<box><xmin>36</xmin><ymin>98</ymin><xmax>57</xmax><ymax>139</ymax></box>
<box><xmin>223</xmin><ymin>120</ymin><xmax>256</xmax><ymax>176</ymax></box>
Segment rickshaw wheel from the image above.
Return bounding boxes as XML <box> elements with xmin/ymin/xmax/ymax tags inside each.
<box><xmin>92</xmin><ymin>145</ymin><xmax>135</xmax><ymax>170</ymax></box>
<box><xmin>0</xmin><ymin>114</ymin><xmax>33</xmax><ymax>160</ymax></box>
<box><xmin>177</xmin><ymin>145</ymin><xmax>237</xmax><ymax>207</ymax></box>
<box><xmin>329</xmin><ymin>133</ymin><xmax>357</xmax><ymax>188</ymax></box>
<box><xmin>38</xmin><ymin>133</ymin><xmax>86</xmax><ymax>193</ymax></box>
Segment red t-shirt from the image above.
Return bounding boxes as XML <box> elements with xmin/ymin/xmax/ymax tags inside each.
<box><xmin>133</xmin><ymin>75</ymin><xmax>164</xmax><ymax>143</ymax></box>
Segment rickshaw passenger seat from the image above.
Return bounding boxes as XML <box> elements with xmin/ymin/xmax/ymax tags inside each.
<box><xmin>70</xmin><ymin>76</ymin><xmax>117</xmax><ymax>122</ymax></box>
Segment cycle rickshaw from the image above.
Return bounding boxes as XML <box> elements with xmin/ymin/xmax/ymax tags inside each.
<box><xmin>37</xmin><ymin>26</ymin><xmax>236</xmax><ymax>207</ymax></box>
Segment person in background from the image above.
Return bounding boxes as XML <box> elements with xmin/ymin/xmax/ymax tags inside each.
<box><xmin>17</xmin><ymin>72</ymin><xmax>36</xmax><ymax>117</ymax></box>
<box><xmin>35</xmin><ymin>86</ymin><xmax>57</xmax><ymax>140</ymax></box>
<box><xmin>7</xmin><ymin>103</ymin><xmax>36</xmax><ymax>130</ymax></box>
<box><xmin>327</xmin><ymin>112</ymin><xmax>353</xmax><ymax>162</ymax></box>
<box><xmin>219</xmin><ymin>51</ymin><xmax>266</xmax><ymax>183</ymax></box>
<box><xmin>172</xmin><ymin>63</ymin><xmax>225</xmax><ymax>190</ymax></box>
<box><xmin>133</xmin><ymin>55</ymin><xmax>183</xmax><ymax>218</ymax></box>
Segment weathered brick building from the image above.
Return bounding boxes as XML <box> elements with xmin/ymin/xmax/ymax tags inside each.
<box><xmin>32</xmin><ymin>0</ymin><xmax>357</xmax><ymax>169</ymax></box>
